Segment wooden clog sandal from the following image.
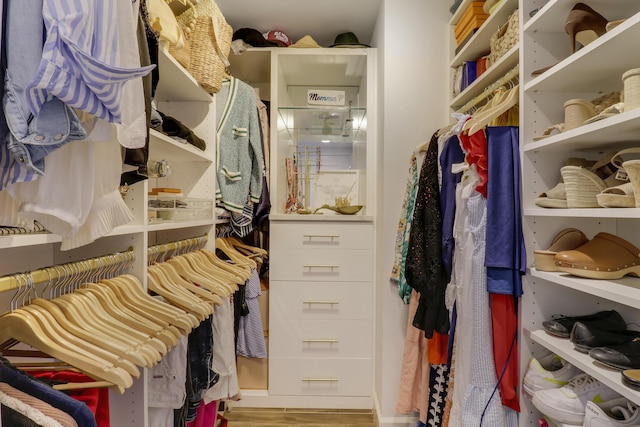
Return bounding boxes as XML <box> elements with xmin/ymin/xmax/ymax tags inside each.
<box><xmin>555</xmin><ymin>232</ymin><xmax>640</xmax><ymax>279</ymax></box>
<box><xmin>533</xmin><ymin>228</ymin><xmax>589</xmax><ymax>271</ymax></box>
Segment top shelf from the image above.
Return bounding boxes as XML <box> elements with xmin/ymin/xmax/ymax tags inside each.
<box><xmin>450</xmin><ymin>0</ymin><xmax>518</xmax><ymax>66</ymax></box>
<box><xmin>155</xmin><ymin>49</ymin><xmax>213</xmax><ymax>103</ymax></box>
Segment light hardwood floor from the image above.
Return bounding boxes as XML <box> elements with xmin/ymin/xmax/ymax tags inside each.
<box><xmin>222</xmin><ymin>407</ymin><xmax>377</xmax><ymax>427</ymax></box>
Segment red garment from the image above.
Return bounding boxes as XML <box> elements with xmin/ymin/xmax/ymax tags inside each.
<box><xmin>186</xmin><ymin>400</ymin><xmax>217</xmax><ymax>427</ymax></box>
<box><xmin>490</xmin><ymin>294</ymin><xmax>520</xmax><ymax>412</ymax></box>
<box><xmin>427</xmin><ymin>331</ymin><xmax>449</xmax><ymax>365</ymax></box>
<box><xmin>459</xmin><ymin>130</ymin><xmax>488</xmax><ymax>197</ymax></box>
<box><xmin>32</xmin><ymin>370</ymin><xmax>109</xmax><ymax>427</ymax></box>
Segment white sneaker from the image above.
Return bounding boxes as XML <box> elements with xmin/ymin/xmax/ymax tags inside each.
<box><xmin>584</xmin><ymin>398</ymin><xmax>640</xmax><ymax>426</ymax></box>
<box><xmin>523</xmin><ymin>352</ymin><xmax>581</xmax><ymax>396</ymax></box>
<box><xmin>532</xmin><ymin>373</ymin><xmax>623</xmax><ymax>425</ymax></box>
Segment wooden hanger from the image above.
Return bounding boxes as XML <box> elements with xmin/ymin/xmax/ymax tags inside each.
<box><xmin>49</xmin><ymin>291</ymin><xmax>159</xmax><ymax>366</ymax></box>
<box><xmin>181</xmin><ymin>253</ymin><xmax>234</xmax><ymax>296</ymax></box>
<box><xmin>103</xmin><ymin>274</ymin><xmax>199</xmax><ymax>332</ymax></box>
<box><xmin>29</xmin><ymin>297</ymin><xmax>150</xmax><ymax>368</ymax></box>
<box><xmin>76</xmin><ymin>285</ymin><xmax>179</xmax><ymax>348</ymax></box>
<box><xmin>147</xmin><ymin>268</ymin><xmax>210</xmax><ymax>320</ymax></box>
<box><xmin>166</xmin><ymin>255</ymin><xmax>231</xmax><ymax>297</ymax></box>
<box><xmin>199</xmin><ymin>248</ymin><xmax>249</xmax><ymax>283</ymax></box>
<box><xmin>226</xmin><ymin>236</ymin><xmax>268</xmax><ymax>257</ymax></box>
<box><xmin>150</xmin><ymin>262</ymin><xmax>224</xmax><ymax>304</ymax></box>
<box><xmin>465</xmin><ymin>84</ymin><xmax>519</xmax><ymax>135</ymax></box>
<box><xmin>18</xmin><ymin>303</ymin><xmax>140</xmax><ymax>378</ymax></box>
<box><xmin>0</xmin><ymin>310</ymin><xmax>132</xmax><ymax>393</ymax></box>
<box><xmin>215</xmin><ymin>238</ymin><xmax>256</xmax><ymax>270</ymax></box>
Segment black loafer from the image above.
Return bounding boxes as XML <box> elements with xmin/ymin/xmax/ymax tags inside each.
<box><xmin>570</xmin><ymin>322</ymin><xmax>640</xmax><ymax>353</ymax></box>
<box><xmin>589</xmin><ymin>340</ymin><xmax>640</xmax><ymax>370</ymax></box>
<box><xmin>543</xmin><ymin>310</ymin><xmax>626</xmax><ymax>338</ymax></box>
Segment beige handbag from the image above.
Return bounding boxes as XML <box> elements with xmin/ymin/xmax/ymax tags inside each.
<box><xmin>487</xmin><ymin>9</ymin><xmax>519</xmax><ymax>68</ymax></box>
<box><xmin>173</xmin><ymin>0</ymin><xmax>233</xmax><ymax>94</ymax></box>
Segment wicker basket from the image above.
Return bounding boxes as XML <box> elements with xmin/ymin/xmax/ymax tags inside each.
<box><xmin>487</xmin><ymin>9</ymin><xmax>519</xmax><ymax>68</ymax></box>
<box><xmin>622</xmin><ymin>68</ymin><xmax>640</xmax><ymax>112</ymax></box>
<box><xmin>174</xmin><ymin>0</ymin><xmax>232</xmax><ymax>94</ymax></box>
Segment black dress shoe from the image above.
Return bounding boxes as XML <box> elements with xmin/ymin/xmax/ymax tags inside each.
<box><xmin>543</xmin><ymin>310</ymin><xmax>626</xmax><ymax>338</ymax></box>
<box><xmin>589</xmin><ymin>340</ymin><xmax>640</xmax><ymax>370</ymax></box>
<box><xmin>570</xmin><ymin>322</ymin><xmax>640</xmax><ymax>353</ymax></box>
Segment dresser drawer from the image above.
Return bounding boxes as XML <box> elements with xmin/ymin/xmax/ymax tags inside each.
<box><xmin>270</xmin><ymin>222</ymin><xmax>373</xmax><ymax>250</ymax></box>
<box><xmin>269</xmin><ymin>248</ymin><xmax>373</xmax><ymax>282</ymax></box>
<box><xmin>269</xmin><ymin>358</ymin><xmax>372</xmax><ymax>396</ymax></box>
<box><xmin>269</xmin><ymin>319</ymin><xmax>372</xmax><ymax>358</ymax></box>
<box><xmin>269</xmin><ymin>281</ymin><xmax>372</xmax><ymax>321</ymax></box>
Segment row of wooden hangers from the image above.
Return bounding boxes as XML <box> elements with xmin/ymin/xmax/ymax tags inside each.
<box><xmin>0</xmin><ymin>236</ymin><xmax>268</xmax><ymax>394</ymax></box>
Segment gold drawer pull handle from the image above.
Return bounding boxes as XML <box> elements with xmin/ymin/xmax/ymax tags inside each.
<box><xmin>302</xmin><ymin>378</ymin><xmax>339</xmax><ymax>382</ymax></box>
<box><xmin>302</xmin><ymin>300</ymin><xmax>339</xmax><ymax>305</ymax></box>
<box><xmin>303</xmin><ymin>234</ymin><xmax>340</xmax><ymax>241</ymax></box>
<box><xmin>302</xmin><ymin>339</ymin><xmax>339</xmax><ymax>343</ymax></box>
<box><xmin>303</xmin><ymin>264</ymin><xmax>339</xmax><ymax>271</ymax></box>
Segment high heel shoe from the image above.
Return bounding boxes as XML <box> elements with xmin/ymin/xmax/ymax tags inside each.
<box><xmin>564</xmin><ymin>3</ymin><xmax>608</xmax><ymax>53</ymax></box>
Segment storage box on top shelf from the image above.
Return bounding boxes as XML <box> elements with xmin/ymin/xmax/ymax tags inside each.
<box><xmin>455</xmin><ymin>1</ymin><xmax>489</xmax><ymax>45</ymax></box>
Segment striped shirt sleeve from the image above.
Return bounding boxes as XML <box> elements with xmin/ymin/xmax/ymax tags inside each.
<box><xmin>25</xmin><ymin>0</ymin><xmax>154</xmax><ymax>124</ymax></box>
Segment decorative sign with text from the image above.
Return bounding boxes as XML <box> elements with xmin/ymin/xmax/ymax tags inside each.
<box><xmin>307</xmin><ymin>90</ymin><xmax>346</xmax><ymax>106</ymax></box>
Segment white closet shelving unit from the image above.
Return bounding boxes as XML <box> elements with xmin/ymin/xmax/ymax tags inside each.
<box><xmin>449</xmin><ymin>0</ymin><xmax>519</xmax><ymax>112</ymax></box>
<box><xmin>0</xmin><ymin>48</ymin><xmax>219</xmax><ymax>426</ymax></box>
<box><xmin>519</xmin><ymin>0</ymin><xmax>640</xmax><ymax>425</ymax></box>
<box><xmin>226</xmin><ymin>46</ymin><xmax>378</xmax><ymax>409</ymax></box>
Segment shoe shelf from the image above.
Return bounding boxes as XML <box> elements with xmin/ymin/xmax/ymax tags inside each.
<box><xmin>524</xmin><ymin>108</ymin><xmax>640</xmax><ymax>153</ymax></box>
<box><xmin>524</xmin><ymin>11</ymin><xmax>640</xmax><ymax>94</ymax></box>
<box><xmin>525</xmin><ymin>328</ymin><xmax>640</xmax><ymax>406</ymax></box>
<box><xmin>150</xmin><ymin>129</ymin><xmax>214</xmax><ymax>163</ymax></box>
<box><xmin>530</xmin><ymin>268</ymin><xmax>640</xmax><ymax>311</ymax></box>
<box><xmin>523</xmin><ymin>208</ymin><xmax>640</xmax><ymax>219</ymax></box>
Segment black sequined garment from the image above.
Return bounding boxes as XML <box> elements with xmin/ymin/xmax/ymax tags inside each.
<box><xmin>405</xmin><ymin>132</ymin><xmax>450</xmax><ymax>338</ymax></box>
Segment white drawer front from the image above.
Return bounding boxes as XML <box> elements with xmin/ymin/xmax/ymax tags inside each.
<box><xmin>269</xmin><ymin>319</ymin><xmax>372</xmax><ymax>358</ymax></box>
<box><xmin>269</xmin><ymin>281</ymin><xmax>372</xmax><ymax>320</ymax></box>
<box><xmin>269</xmin><ymin>358</ymin><xmax>372</xmax><ymax>396</ymax></box>
<box><xmin>270</xmin><ymin>222</ymin><xmax>373</xmax><ymax>250</ymax></box>
<box><xmin>269</xmin><ymin>248</ymin><xmax>373</xmax><ymax>282</ymax></box>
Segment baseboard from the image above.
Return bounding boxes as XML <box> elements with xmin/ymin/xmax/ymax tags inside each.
<box><xmin>232</xmin><ymin>389</ymin><xmax>373</xmax><ymax>409</ymax></box>
<box><xmin>373</xmin><ymin>391</ymin><xmax>419</xmax><ymax>427</ymax></box>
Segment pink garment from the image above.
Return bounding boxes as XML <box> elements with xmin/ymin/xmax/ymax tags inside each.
<box><xmin>186</xmin><ymin>400</ymin><xmax>217</xmax><ymax>427</ymax></box>
<box><xmin>395</xmin><ymin>289</ymin><xmax>430</xmax><ymax>423</ymax></box>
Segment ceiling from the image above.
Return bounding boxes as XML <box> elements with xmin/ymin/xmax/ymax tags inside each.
<box><xmin>216</xmin><ymin>0</ymin><xmax>383</xmax><ymax>48</ymax></box>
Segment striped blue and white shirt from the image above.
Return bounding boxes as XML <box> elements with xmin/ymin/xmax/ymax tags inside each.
<box><xmin>25</xmin><ymin>0</ymin><xmax>154</xmax><ymax>124</ymax></box>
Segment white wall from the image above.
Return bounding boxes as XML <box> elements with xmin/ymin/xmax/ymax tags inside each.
<box><xmin>374</xmin><ymin>0</ymin><xmax>451</xmax><ymax>425</ymax></box>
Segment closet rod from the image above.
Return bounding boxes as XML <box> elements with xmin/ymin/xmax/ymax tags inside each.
<box><xmin>0</xmin><ymin>249</ymin><xmax>135</xmax><ymax>294</ymax></box>
<box><xmin>456</xmin><ymin>65</ymin><xmax>520</xmax><ymax>114</ymax></box>
<box><xmin>148</xmin><ymin>235</ymin><xmax>209</xmax><ymax>259</ymax></box>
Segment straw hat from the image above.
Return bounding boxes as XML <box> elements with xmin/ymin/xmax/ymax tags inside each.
<box><xmin>289</xmin><ymin>35</ymin><xmax>322</xmax><ymax>48</ymax></box>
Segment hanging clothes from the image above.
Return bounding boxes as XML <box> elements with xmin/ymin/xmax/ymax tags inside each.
<box><xmin>0</xmin><ymin>357</ymin><xmax>97</xmax><ymax>427</ymax></box>
<box><xmin>405</xmin><ymin>132</ymin><xmax>450</xmax><ymax>338</ymax></box>
<box><xmin>390</xmin><ymin>152</ymin><xmax>420</xmax><ymax>304</ymax></box>
<box><xmin>215</xmin><ymin>77</ymin><xmax>264</xmax><ymax>214</ymax></box>
<box><xmin>485</xmin><ymin>126</ymin><xmax>525</xmax><ymax>414</ymax></box>
<box><xmin>236</xmin><ymin>269</ymin><xmax>267</xmax><ymax>359</ymax></box>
